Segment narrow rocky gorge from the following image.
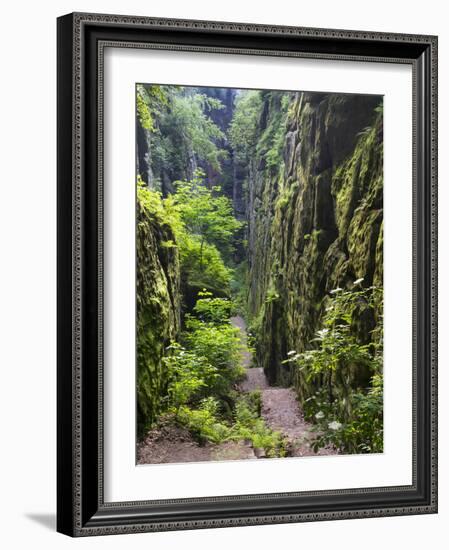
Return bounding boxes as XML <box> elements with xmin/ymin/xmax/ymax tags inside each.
<box><xmin>136</xmin><ymin>84</ymin><xmax>384</xmax><ymax>460</ymax></box>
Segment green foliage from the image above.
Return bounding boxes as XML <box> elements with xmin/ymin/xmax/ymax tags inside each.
<box><xmin>136</xmin><ymin>177</ymin><xmax>238</xmax><ymax>432</ymax></box>
<box><xmin>230</xmin><ymin>90</ymin><xmax>290</xmax><ymax>172</ymax></box>
<box><xmin>229</xmin><ymin>394</ymin><xmax>287</xmax><ymax>457</ymax></box>
<box><xmin>137</xmin><ymin>176</ymin><xmax>183</xmax><ymax>233</ymax></box>
<box><xmin>177</xmin><ymin>398</ymin><xmax>231</xmax><ymax>444</ymax></box>
<box><xmin>139</xmin><ymin>85</ymin><xmax>228</xmax><ymax>183</ymax></box>
<box><xmin>169</xmin><ymin>92</ymin><xmax>228</xmax><ymax>171</ymax></box>
<box><xmin>137</xmin><ymin>84</ymin><xmax>385</xmax><ymax>463</ymax></box>
<box><xmin>246</xmin><ymin>302</ymin><xmax>266</xmax><ymax>353</ymax></box>
<box><xmin>162</xmin><ymin>342</ymin><xmax>218</xmax><ymax>412</ymax></box>
<box><xmin>165</xmin><ymin>170</ymin><xmax>243</xmax><ymax>293</ymax></box>
<box><xmin>264</xmin><ymin>120</ymin><xmax>286</xmax><ymax>168</ymax></box>
<box><xmin>285</xmin><ymin>283</ymin><xmax>381</xmax><ymax>379</ymax></box>
<box><xmin>275</xmin><ymin>191</ymin><xmax>290</xmax><ymax>210</ymax></box>
<box><xmin>184</xmin><ymin>297</ymin><xmax>245</xmax><ymax>395</ymax></box>
<box><xmin>159</xmin><ymin>291</ymin><xmax>244</xmax><ymax>415</ymax></box>
<box><xmin>158</xmin><ymin>290</ymin><xmax>282</xmax><ymax>451</ymax></box>
<box><xmin>229</xmin><ymin>90</ymin><xmax>263</xmax><ymax>163</ymax></box>
<box><xmin>302</xmin><ymin>229</ymin><xmax>322</xmax><ymax>243</ymax></box>
<box><xmin>179</xmin><ymin>234</ymin><xmax>232</xmax><ymax>294</ymax></box>
<box><xmin>149</xmin><ymin>284</ymin><xmax>289</xmax><ymax>454</ymax></box>
<box><xmin>264</xmin><ymin>285</ymin><xmax>280</xmax><ymax>304</ymax></box>
<box><xmin>374</xmin><ymin>101</ymin><xmax>384</xmax><ymax>114</ymax></box>
<box><xmin>284</xmin><ymin>283</ymin><xmax>383</xmax><ymax>454</ymax></box>
<box><xmin>176</xmin><ymin>390</ymin><xmax>288</xmax><ymax>456</ymax></box>
<box><xmin>137</xmin><ymin>92</ymin><xmax>153</xmax><ymax>131</ymax></box>
<box><xmin>136</xmin><ymin>84</ymin><xmax>169</xmax><ymax>132</ymax></box>
<box><xmin>184</xmin><ymin>320</ymin><xmax>244</xmax><ymax>390</ymax></box>
<box><xmin>333</xmin><ymin>114</ymin><xmax>383</xmax><ymax>236</ymax></box>
<box><xmin>256</xmin><ymin>92</ymin><xmax>291</xmax><ymax>170</ymax></box>
<box><xmin>137</xmin><ymin>173</ymin><xmax>238</xmax><ymax>296</ymax></box>
<box><xmin>174</xmin><ymin>170</ymin><xmax>243</xmax><ymax>260</ymax></box>
<box><xmin>193</xmin><ymin>290</ymin><xmax>235</xmax><ymax>323</ymax></box>
<box><xmin>160</xmin><ymin>290</ymin><xmax>242</xmax><ymax>424</ymax></box>
<box><xmin>290</xmin><ymin>320</ymin><xmax>373</xmax><ymax>382</ymax></box>
<box><xmin>304</xmin><ymin>373</ymin><xmax>383</xmax><ymax>454</ymax></box>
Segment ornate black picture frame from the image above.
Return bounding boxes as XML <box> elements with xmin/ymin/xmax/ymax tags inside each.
<box><xmin>57</xmin><ymin>12</ymin><xmax>438</xmax><ymax>537</ymax></box>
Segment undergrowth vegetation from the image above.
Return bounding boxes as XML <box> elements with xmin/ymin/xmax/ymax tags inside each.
<box><xmin>137</xmin><ymin>170</ymin><xmax>241</xmax><ymax>298</ymax></box>
<box><xmin>161</xmin><ymin>292</ymin><xmax>287</xmax><ymax>456</ymax></box>
<box><xmin>137</xmin><ymin>163</ymin><xmax>285</xmax><ymax>456</ymax></box>
<box><xmin>283</xmin><ymin>283</ymin><xmax>383</xmax><ymax>454</ymax></box>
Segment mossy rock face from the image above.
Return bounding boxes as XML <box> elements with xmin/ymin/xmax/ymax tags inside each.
<box><xmin>373</xmin><ymin>221</ymin><xmax>384</xmax><ymax>288</ymax></box>
<box><xmin>347</xmin><ymin>207</ymin><xmax>382</xmax><ymax>284</ymax></box>
<box><xmin>246</xmin><ymin>91</ymin><xmax>383</xmax><ymax>398</ymax></box>
<box><xmin>136</xmin><ymin>198</ymin><xmax>181</xmax><ymax>437</ymax></box>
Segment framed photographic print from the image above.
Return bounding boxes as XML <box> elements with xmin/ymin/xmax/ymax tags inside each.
<box><xmin>57</xmin><ymin>12</ymin><xmax>438</xmax><ymax>536</ymax></box>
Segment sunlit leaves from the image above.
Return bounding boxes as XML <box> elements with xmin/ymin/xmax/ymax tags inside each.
<box><xmin>174</xmin><ymin>170</ymin><xmax>243</xmax><ymax>255</ymax></box>
<box><xmin>138</xmin><ymin>85</ymin><xmax>229</xmax><ymax>181</ymax></box>
<box><xmin>136</xmin><ymin>84</ymin><xmax>169</xmax><ymax>132</ymax></box>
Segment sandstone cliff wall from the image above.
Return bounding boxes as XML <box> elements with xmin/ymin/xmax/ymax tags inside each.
<box><xmin>247</xmin><ymin>92</ymin><xmax>383</xmax><ymax>391</ymax></box>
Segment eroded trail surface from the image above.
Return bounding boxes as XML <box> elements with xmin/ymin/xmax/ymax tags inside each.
<box><xmin>137</xmin><ymin>422</ymin><xmax>256</xmax><ymax>464</ymax></box>
<box><xmin>138</xmin><ymin>316</ymin><xmax>335</xmax><ymax>464</ymax></box>
<box><xmin>231</xmin><ymin>316</ymin><xmax>335</xmax><ymax>457</ymax></box>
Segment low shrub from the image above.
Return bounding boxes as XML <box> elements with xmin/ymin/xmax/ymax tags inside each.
<box><xmin>284</xmin><ymin>282</ymin><xmax>383</xmax><ymax>454</ymax></box>
<box><xmin>303</xmin><ymin>372</ymin><xmax>383</xmax><ymax>454</ymax></box>
<box><xmin>229</xmin><ymin>393</ymin><xmax>288</xmax><ymax>458</ymax></box>
<box><xmin>176</xmin><ymin>398</ymin><xmax>231</xmax><ymax>444</ymax></box>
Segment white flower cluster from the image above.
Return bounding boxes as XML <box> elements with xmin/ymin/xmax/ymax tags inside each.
<box><xmin>328</xmin><ymin>420</ymin><xmax>342</xmax><ymax>431</ymax></box>
<box><xmin>285</xmin><ymin>350</ymin><xmax>301</xmax><ymax>362</ymax></box>
<box><xmin>329</xmin><ymin>287</ymin><xmax>343</xmax><ymax>294</ymax></box>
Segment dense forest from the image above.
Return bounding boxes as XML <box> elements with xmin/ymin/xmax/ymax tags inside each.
<box><xmin>136</xmin><ymin>84</ymin><xmax>383</xmax><ymax>463</ymax></box>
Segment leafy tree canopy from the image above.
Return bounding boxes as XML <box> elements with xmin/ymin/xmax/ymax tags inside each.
<box><xmin>228</xmin><ymin>90</ymin><xmax>263</xmax><ymax>163</ymax></box>
<box><xmin>136</xmin><ymin>84</ymin><xmax>169</xmax><ymax>132</ymax></box>
<box><xmin>138</xmin><ymin>86</ymin><xmax>229</xmax><ymax>184</ymax></box>
<box><xmin>174</xmin><ymin>170</ymin><xmax>243</xmax><ymax>257</ymax></box>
